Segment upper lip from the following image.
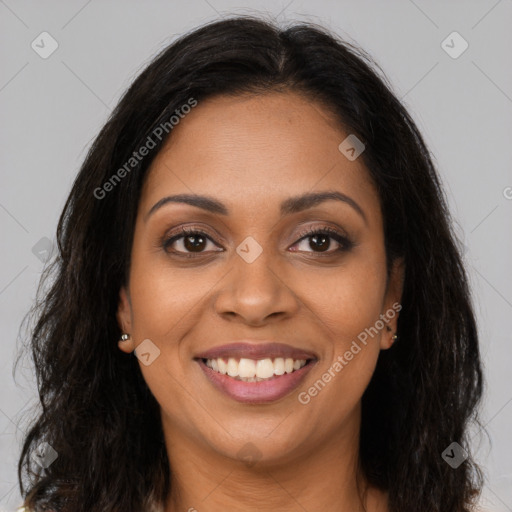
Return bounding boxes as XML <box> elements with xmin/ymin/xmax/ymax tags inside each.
<box><xmin>195</xmin><ymin>342</ymin><xmax>318</xmax><ymax>361</ymax></box>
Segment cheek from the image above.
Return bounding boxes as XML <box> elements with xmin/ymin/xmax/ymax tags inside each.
<box><xmin>127</xmin><ymin>252</ymin><xmax>207</xmax><ymax>417</ymax></box>
<box><xmin>128</xmin><ymin>249</ymin><xmax>210</xmax><ymax>341</ymax></box>
<box><xmin>300</xmin><ymin>255</ymin><xmax>387</xmax><ymax>342</ymax></box>
<box><xmin>294</xmin><ymin>255</ymin><xmax>386</xmax><ymax>406</ymax></box>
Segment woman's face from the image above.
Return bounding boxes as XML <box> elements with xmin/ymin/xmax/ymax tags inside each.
<box><xmin>117</xmin><ymin>91</ymin><xmax>403</xmax><ymax>466</ymax></box>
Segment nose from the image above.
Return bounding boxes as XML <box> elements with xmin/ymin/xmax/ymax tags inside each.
<box><xmin>213</xmin><ymin>246</ymin><xmax>300</xmax><ymax>326</ymax></box>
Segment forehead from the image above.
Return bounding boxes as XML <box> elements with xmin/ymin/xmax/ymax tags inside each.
<box><xmin>140</xmin><ymin>91</ymin><xmax>379</xmax><ymax>219</ymax></box>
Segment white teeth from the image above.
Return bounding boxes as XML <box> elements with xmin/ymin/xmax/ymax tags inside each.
<box><xmin>256</xmin><ymin>359</ymin><xmax>274</xmax><ymax>379</ymax></box>
<box><xmin>205</xmin><ymin>356</ymin><xmax>308</xmax><ymax>380</ymax></box>
<box><xmin>217</xmin><ymin>358</ymin><xmax>227</xmax><ymax>375</ymax></box>
<box><xmin>226</xmin><ymin>357</ymin><xmax>238</xmax><ymax>377</ymax></box>
<box><xmin>274</xmin><ymin>357</ymin><xmax>285</xmax><ymax>375</ymax></box>
<box><xmin>238</xmin><ymin>358</ymin><xmax>256</xmax><ymax>378</ymax></box>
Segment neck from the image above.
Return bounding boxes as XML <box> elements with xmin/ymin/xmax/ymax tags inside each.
<box><xmin>161</xmin><ymin>405</ymin><xmax>387</xmax><ymax>512</ymax></box>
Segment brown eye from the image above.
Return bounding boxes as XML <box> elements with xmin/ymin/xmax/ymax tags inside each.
<box><xmin>306</xmin><ymin>233</ymin><xmax>331</xmax><ymax>252</ymax></box>
<box><xmin>181</xmin><ymin>233</ymin><xmax>207</xmax><ymax>252</ymax></box>
<box><xmin>291</xmin><ymin>227</ymin><xmax>353</xmax><ymax>254</ymax></box>
<box><xmin>162</xmin><ymin>227</ymin><xmax>220</xmax><ymax>256</ymax></box>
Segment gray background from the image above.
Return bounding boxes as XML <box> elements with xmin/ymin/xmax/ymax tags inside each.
<box><xmin>1</xmin><ymin>1</ymin><xmax>511</xmax><ymax>510</ymax></box>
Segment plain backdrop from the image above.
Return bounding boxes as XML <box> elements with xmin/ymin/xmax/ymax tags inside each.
<box><xmin>1</xmin><ymin>1</ymin><xmax>511</xmax><ymax>510</ymax></box>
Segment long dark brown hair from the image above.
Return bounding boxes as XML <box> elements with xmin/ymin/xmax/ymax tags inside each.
<box><xmin>15</xmin><ymin>15</ymin><xmax>484</xmax><ymax>512</ymax></box>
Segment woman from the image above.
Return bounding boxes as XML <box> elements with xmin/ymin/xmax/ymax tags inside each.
<box><xmin>16</xmin><ymin>15</ymin><xmax>484</xmax><ymax>512</ymax></box>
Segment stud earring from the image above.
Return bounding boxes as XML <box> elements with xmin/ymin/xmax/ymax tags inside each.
<box><xmin>120</xmin><ymin>333</ymin><xmax>130</xmax><ymax>342</ymax></box>
<box><xmin>391</xmin><ymin>333</ymin><xmax>398</xmax><ymax>344</ymax></box>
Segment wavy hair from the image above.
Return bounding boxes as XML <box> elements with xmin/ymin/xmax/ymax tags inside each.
<box><xmin>15</xmin><ymin>15</ymin><xmax>484</xmax><ymax>512</ymax></box>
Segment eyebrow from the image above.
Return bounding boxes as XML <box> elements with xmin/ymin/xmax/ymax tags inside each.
<box><xmin>144</xmin><ymin>190</ymin><xmax>367</xmax><ymax>224</ymax></box>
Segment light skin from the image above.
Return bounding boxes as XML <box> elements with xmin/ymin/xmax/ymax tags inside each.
<box><xmin>117</xmin><ymin>91</ymin><xmax>404</xmax><ymax>512</ymax></box>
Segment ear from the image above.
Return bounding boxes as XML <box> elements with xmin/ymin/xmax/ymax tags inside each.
<box><xmin>380</xmin><ymin>257</ymin><xmax>405</xmax><ymax>350</ymax></box>
<box><xmin>116</xmin><ymin>286</ymin><xmax>135</xmax><ymax>353</ymax></box>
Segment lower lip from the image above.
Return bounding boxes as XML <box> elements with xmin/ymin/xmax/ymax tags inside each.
<box><xmin>196</xmin><ymin>358</ymin><xmax>317</xmax><ymax>404</ymax></box>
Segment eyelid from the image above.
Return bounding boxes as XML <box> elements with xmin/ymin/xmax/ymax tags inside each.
<box><xmin>160</xmin><ymin>222</ymin><xmax>355</xmax><ymax>257</ymax></box>
<box><xmin>295</xmin><ymin>224</ymin><xmax>349</xmax><ymax>242</ymax></box>
<box><xmin>292</xmin><ymin>225</ymin><xmax>354</xmax><ymax>253</ymax></box>
<box><xmin>160</xmin><ymin>226</ymin><xmax>221</xmax><ymax>254</ymax></box>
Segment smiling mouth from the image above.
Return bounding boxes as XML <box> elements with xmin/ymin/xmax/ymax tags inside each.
<box><xmin>199</xmin><ymin>356</ymin><xmax>315</xmax><ymax>382</ymax></box>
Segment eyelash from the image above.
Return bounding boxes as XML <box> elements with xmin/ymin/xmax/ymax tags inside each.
<box><xmin>161</xmin><ymin>225</ymin><xmax>354</xmax><ymax>258</ymax></box>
